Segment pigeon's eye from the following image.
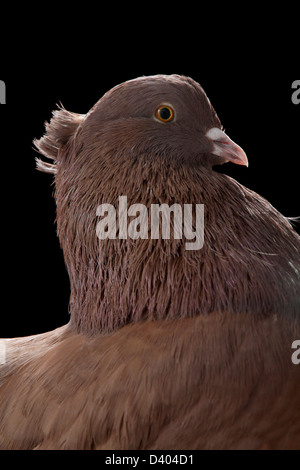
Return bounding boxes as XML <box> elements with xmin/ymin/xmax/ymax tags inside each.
<box><xmin>155</xmin><ymin>105</ymin><xmax>175</xmax><ymax>123</ymax></box>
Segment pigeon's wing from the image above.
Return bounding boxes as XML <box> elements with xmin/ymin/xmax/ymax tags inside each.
<box><xmin>0</xmin><ymin>314</ymin><xmax>299</xmax><ymax>450</ymax></box>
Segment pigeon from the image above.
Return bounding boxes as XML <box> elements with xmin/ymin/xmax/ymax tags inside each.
<box><xmin>0</xmin><ymin>75</ymin><xmax>299</xmax><ymax>450</ymax></box>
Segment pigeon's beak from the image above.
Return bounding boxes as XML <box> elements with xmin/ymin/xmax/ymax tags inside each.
<box><xmin>206</xmin><ymin>127</ymin><xmax>248</xmax><ymax>167</ymax></box>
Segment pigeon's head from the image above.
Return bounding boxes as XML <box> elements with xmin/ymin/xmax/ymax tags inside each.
<box><xmin>35</xmin><ymin>74</ymin><xmax>248</xmax><ymax>174</ymax></box>
<box><xmin>34</xmin><ymin>75</ymin><xmax>250</xmax><ymax>333</ymax></box>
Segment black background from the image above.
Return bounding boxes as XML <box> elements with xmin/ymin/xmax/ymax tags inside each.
<box><xmin>1</xmin><ymin>25</ymin><xmax>299</xmax><ymax>339</ymax></box>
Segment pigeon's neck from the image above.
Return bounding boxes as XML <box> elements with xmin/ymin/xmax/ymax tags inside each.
<box><xmin>56</xmin><ymin>159</ymin><xmax>300</xmax><ymax>336</ymax></box>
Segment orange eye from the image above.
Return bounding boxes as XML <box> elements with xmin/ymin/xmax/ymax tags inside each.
<box><xmin>155</xmin><ymin>105</ymin><xmax>175</xmax><ymax>123</ymax></box>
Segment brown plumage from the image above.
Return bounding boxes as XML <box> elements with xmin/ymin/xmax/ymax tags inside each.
<box><xmin>1</xmin><ymin>75</ymin><xmax>299</xmax><ymax>449</ymax></box>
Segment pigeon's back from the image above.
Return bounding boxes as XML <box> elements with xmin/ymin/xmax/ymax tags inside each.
<box><xmin>0</xmin><ymin>313</ymin><xmax>299</xmax><ymax>450</ymax></box>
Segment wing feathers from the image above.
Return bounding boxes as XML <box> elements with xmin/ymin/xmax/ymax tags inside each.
<box><xmin>0</xmin><ymin>314</ymin><xmax>299</xmax><ymax>450</ymax></box>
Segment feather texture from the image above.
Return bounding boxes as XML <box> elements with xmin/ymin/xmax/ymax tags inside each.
<box><xmin>1</xmin><ymin>314</ymin><xmax>299</xmax><ymax>449</ymax></box>
<box><xmin>1</xmin><ymin>75</ymin><xmax>299</xmax><ymax>449</ymax></box>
